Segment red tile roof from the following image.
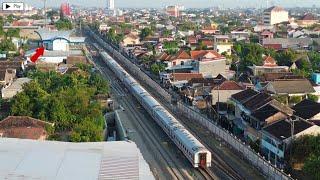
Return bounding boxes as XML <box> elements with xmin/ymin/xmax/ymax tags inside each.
<box><xmin>0</xmin><ymin>116</ymin><xmax>53</xmax><ymax>140</ymax></box>
<box><xmin>263</xmin><ymin>56</ymin><xmax>278</xmax><ymax>67</ymax></box>
<box><xmin>264</xmin><ymin>44</ymin><xmax>282</xmax><ymax>50</ymax></box>
<box><xmin>200</xmin><ymin>39</ymin><xmax>214</xmax><ymax>47</ymax></box>
<box><xmin>213</xmin><ymin>81</ymin><xmax>244</xmax><ymax>90</ymax></box>
<box><xmin>190</xmin><ymin>50</ymin><xmax>224</xmax><ymax>60</ymax></box>
<box><xmin>172</xmin><ymin>73</ymin><xmax>203</xmax><ymax>81</ymax></box>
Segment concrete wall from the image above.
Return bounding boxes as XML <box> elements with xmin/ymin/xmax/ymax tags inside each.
<box><xmin>211</xmin><ymin>90</ymin><xmax>242</xmax><ymax>105</ymax></box>
<box><xmin>198</xmin><ymin>59</ymin><xmax>226</xmax><ymax>78</ymax></box>
<box><xmin>53</xmin><ymin>39</ymin><xmax>69</xmax><ymax>51</ymax></box>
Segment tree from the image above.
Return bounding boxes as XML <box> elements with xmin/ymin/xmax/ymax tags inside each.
<box><xmin>0</xmin><ymin>16</ymin><xmax>4</xmax><ymax>36</ymax></box>
<box><xmin>307</xmin><ymin>94</ymin><xmax>319</xmax><ymax>102</ymax></box>
<box><xmin>10</xmin><ymin>67</ymin><xmax>109</xmax><ymax>142</ymax></box>
<box><xmin>150</xmin><ymin>63</ymin><xmax>165</xmax><ymax>75</ymax></box>
<box><xmin>275</xmin><ymin>49</ymin><xmax>297</xmax><ymax>66</ymax></box>
<box><xmin>55</xmin><ymin>18</ymin><xmax>73</xmax><ymax>30</ymax></box>
<box><xmin>303</xmin><ymin>155</ymin><xmax>320</xmax><ymax>180</ymax></box>
<box><xmin>139</xmin><ymin>27</ymin><xmax>153</xmax><ymax>40</ymax></box>
<box><xmin>70</xmin><ymin>118</ymin><xmax>103</xmax><ymax>142</ymax></box>
<box><xmin>0</xmin><ymin>39</ymin><xmax>16</xmax><ymax>52</ymax></box>
<box><xmin>5</xmin><ymin>28</ymin><xmax>20</xmax><ymax>38</ymax></box>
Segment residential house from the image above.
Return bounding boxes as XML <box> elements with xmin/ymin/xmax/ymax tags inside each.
<box><xmin>158</xmin><ymin>49</ymin><xmax>193</xmax><ymax>70</ymax></box>
<box><xmin>293</xmin><ymin>99</ymin><xmax>320</xmax><ymax>121</ymax></box>
<box><xmin>261</xmin><ymin>118</ymin><xmax>320</xmax><ymax>167</ymax></box>
<box><xmin>190</xmin><ymin>50</ymin><xmax>227</xmax><ymax>77</ymax></box>
<box><xmin>262</xmin><ymin>38</ymin><xmax>314</xmax><ymax>51</ymax></box>
<box><xmin>199</xmin><ymin>39</ymin><xmax>214</xmax><ymax>49</ymax></box>
<box><xmin>265</xmin><ymin>79</ymin><xmax>315</xmax><ymax>100</ymax></box>
<box><xmin>230</xmin><ymin>89</ymin><xmax>293</xmax><ymax>141</ymax></box>
<box><xmin>122</xmin><ymin>33</ymin><xmax>140</xmax><ymax>46</ymax></box>
<box><xmin>296</xmin><ymin>13</ymin><xmax>319</xmax><ymax>27</ymax></box>
<box><xmin>0</xmin><ymin>116</ymin><xmax>54</xmax><ymax>140</ymax></box>
<box><xmin>249</xmin><ymin>56</ymin><xmax>289</xmax><ymax>76</ymax></box>
<box><xmin>259</xmin><ymin>30</ymin><xmax>274</xmax><ymax>44</ymax></box>
<box><xmin>230</xmin><ymin>28</ymin><xmax>251</xmax><ymax>41</ymax></box>
<box><xmin>211</xmin><ymin>81</ymin><xmax>244</xmax><ymax>105</ymax></box>
<box><xmin>201</xmin><ymin>26</ymin><xmax>218</xmax><ymax>35</ymax></box>
<box><xmin>213</xmin><ymin>35</ymin><xmax>233</xmax><ymax>55</ymax></box>
<box><xmin>169</xmin><ymin>73</ymin><xmax>203</xmax><ymax>89</ymax></box>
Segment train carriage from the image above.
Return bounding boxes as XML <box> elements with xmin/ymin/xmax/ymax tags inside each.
<box><xmin>98</xmin><ymin>42</ymin><xmax>211</xmax><ymax>168</ymax></box>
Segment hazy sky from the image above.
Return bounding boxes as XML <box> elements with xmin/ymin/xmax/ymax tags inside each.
<box><xmin>1</xmin><ymin>0</ymin><xmax>320</xmax><ymax>8</ymax></box>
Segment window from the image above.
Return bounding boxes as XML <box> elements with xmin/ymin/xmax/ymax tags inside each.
<box><xmin>181</xmin><ymin>61</ymin><xmax>184</xmax><ymax>65</ymax></box>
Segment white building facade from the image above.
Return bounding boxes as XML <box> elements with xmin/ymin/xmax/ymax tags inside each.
<box><xmin>263</xmin><ymin>6</ymin><xmax>288</xmax><ymax>25</ymax></box>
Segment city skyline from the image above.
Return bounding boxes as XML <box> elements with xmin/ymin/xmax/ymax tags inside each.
<box><xmin>2</xmin><ymin>0</ymin><xmax>320</xmax><ymax>8</ymax></box>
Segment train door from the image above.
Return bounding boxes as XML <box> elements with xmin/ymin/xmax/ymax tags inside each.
<box><xmin>199</xmin><ymin>153</ymin><xmax>207</xmax><ymax>168</ymax></box>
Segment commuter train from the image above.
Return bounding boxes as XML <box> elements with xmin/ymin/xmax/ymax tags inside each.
<box><xmin>99</xmin><ymin>51</ymin><xmax>211</xmax><ymax>168</ymax></box>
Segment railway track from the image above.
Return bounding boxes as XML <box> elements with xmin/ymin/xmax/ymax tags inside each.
<box><xmin>86</xmin><ymin>31</ymin><xmax>245</xmax><ymax>179</ymax></box>
<box><xmin>88</xmin><ymin>44</ymin><xmax>202</xmax><ymax>180</ymax></box>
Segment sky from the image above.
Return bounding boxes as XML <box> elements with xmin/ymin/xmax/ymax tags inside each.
<box><xmin>1</xmin><ymin>0</ymin><xmax>320</xmax><ymax>8</ymax></box>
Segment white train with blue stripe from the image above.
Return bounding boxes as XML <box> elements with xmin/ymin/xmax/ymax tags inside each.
<box><xmin>100</xmin><ymin>51</ymin><xmax>211</xmax><ymax>168</ymax></box>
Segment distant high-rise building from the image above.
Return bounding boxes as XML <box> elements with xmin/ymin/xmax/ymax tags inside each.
<box><xmin>60</xmin><ymin>3</ymin><xmax>71</xmax><ymax>17</ymax></box>
<box><xmin>263</xmin><ymin>6</ymin><xmax>288</xmax><ymax>25</ymax></box>
<box><xmin>166</xmin><ymin>5</ymin><xmax>180</xmax><ymax>17</ymax></box>
<box><xmin>107</xmin><ymin>0</ymin><xmax>115</xmax><ymax>10</ymax></box>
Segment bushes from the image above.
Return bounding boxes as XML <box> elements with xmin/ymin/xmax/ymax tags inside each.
<box><xmin>10</xmin><ymin>66</ymin><xmax>109</xmax><ymax>142</ymax></box>
<box><xmin>289</xmin><ymin>96</ymin><xmax>303</xmax><ymax>105</ymax></box>
<box><xmin>307</xmin><ymin>94</ymin><xmax>319</xmax><ymax>102</ymax></box>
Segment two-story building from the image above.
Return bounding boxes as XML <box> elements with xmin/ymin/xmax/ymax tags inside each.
<box><xmin>213</xmin><ymin>35</ymin><xmax>233</xmax><ymax>55</ymax></box>
<box><xmin>261</xmin><ymin>118</ymin><xmax>320</xmax><ymax>167</ymax></box>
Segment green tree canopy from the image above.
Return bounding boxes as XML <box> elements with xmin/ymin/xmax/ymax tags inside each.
<box><xmin>55</xmin><ymin>18</ymin><xmax>73</xmax><ymax>30</ymax></box>
<box><xmin>139</xmin><ymin>27</ymin><xmax>153</xmax><ymax>40</ymax></box>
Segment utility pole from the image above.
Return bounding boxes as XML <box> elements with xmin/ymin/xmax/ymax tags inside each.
<box><xmin>43</xmin><ymin>0</ymin><xmax>47</xmax><ymax>29</ymax></box>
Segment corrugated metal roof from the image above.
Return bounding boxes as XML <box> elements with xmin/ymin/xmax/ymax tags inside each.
<box><xmin>0</xmin><ymin>138</ymin><xmax>154</xmax><ymax>180</ymax></box>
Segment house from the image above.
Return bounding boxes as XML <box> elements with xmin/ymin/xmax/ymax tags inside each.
<box><xmin>296</xmin><ymin>13</ymin><xmax>319</xmax><ymax>27</ymax></box>
<box><xmin>1</xmin><ymin>78</ymin><xmax>32</xmax><ymax>99</ymax></box>
<box><xmin>0</xmin><ymin>69</ymin><xmax>16</xmax><ymax>87</ymax></box>
<box><xmin>293</xmin><ymin>99</ymin><xmax>320</xmax><ymax>120</ymax></box>
<box><xmin>230</xmin><ymin>89</ymin><xmax>294</xmax><ymax>140</ymax></box>
<box><xmin>265</xmin><ymin>79</ymin><xmax>315</xmax><ymax>97</ymax></box>
<box><xmin>199</xmin><ymin>39</ymin><xmax>214</xmax><ymax>49</ymax></box>
<box><xmin>259</xmin><ymin>30</ymin><xmax>274</xmax><ymax>43</ymax></box>
<box><xmin>213</xmin><ymin>35</ymin><xmax>232</xmax><ymax>55</ymax></box>
<box><xmin>122</xmin><ymin>33</ymin><xmax>140</xmax><ymax>46</ymax></box>
<box><xmin>230</xmin><ymin>28</ymin><xmax>251</xmax><ymax>41</ymax></box>
<box><xmin>169</xmin><ymin>73</ymin><xmax>203</xmax><ymax>89</ymax></box>
<box><xmin>190</xmin><ymin>50</ymin><xmax>227</xmax><ymax>77</ymax></box>
<box><xmin>0</xmin><ymin>116</ymin><xmax>54</xmax><ymax>140</ymax></box>
<box><xmin>261</xmin><ymin>118</ymin><xmax>320</xmax><ymax>167</ymax></box>
<box><xmin>201</xmin><ymin>26</ymin><xmax>218</xmax><ymax>35</ymax></box>
<box><xmin>211</xmin><ymin>81</ymin><xmax>244</xmax><ymax>105</ymax></box>
<box><xmin>249</xmin><ymin>56</ymin><xmax>289</xmax><ymax>76</ymax></box>
<box><xmin>262</xmin><ymin>38</ymin><xmax>314</xmax><ymax>50</ymax></box>
<box><xmin>158</xmin><ymin>49</ymin><xmax>193</xmax><ymax>70</ymax></box>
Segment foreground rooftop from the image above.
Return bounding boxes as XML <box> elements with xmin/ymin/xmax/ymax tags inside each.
<box><xmin>0</xmin><ymin>138</ymin><xmax>154</xmax><ymax>180</ymax></box>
